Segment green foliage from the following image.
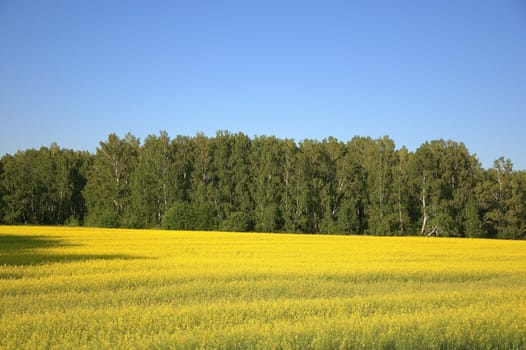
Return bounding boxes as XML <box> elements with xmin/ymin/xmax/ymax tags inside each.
<box><xmin>0</xmin><ymin>146</ymin><xmax>89</xmax><ymax>225</ymax></box>
<box><xmin>163</xmin><ymin>202</ymin><xmax>194</xmax><ymax>230</ymax></box>
<box><xmin>409</xmin><ymin>140</ymin><xmax>482</xmax><ymax>237</ymax></box>
<box><xmin>84</xmin><ymin>210</ymin><xmax>120</xmax><ymax>228</ymax></box>
<box><xmin>0</xmin><ymin>157</ymin><xmax>4</xmax><ymax>223</ymax></box>
<box><xmin>163</xmin><ymin>202</ymin><xmax>218</xmax><ymax>231</ymax></box>
<box><xmin>220</xmin><ymin>211</ymin><xmax>253</xmax><ymax>232</ymax></box>
<box><xmin>1</xmin><ymin>131</ymin><xmax>526</xmax><ymax>239</ymax></box>
<box><xmin>251</xmin><ymin>136</ymin><xmax>285</xmax><ymax>232</ymax></box>
<box><xmin>83</xmin><ymin>133</ymin><xmax>139</xmax><ymax>227</ymax></box>
<box><xmin>129</xmin><ymin>131</ymin><xmax>175</xmax><ymax>228</ymax></box>
<box><xmin>464</xmin><ymin>199</ymin><xmax>484</xmax><ymax>238</ymax></box>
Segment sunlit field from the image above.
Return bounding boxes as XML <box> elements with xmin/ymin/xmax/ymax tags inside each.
<box><xmin>1</xmin><ymin>226</ymin><xmax>525</xmax><ymax>349</ymax></box>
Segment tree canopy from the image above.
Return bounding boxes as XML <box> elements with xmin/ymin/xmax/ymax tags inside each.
<box><xmin>1</xmin><ymin>131</ymin><xmax>525</xmax><ymax>239</ymax></box>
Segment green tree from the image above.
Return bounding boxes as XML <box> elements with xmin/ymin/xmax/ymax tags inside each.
<box><xmin>364</xmin><ymin>136</ymin><xmax>398</xmax><ymax>235</ymax></box>
<box><xmin>41</xmin><ymin>144</ymin><xmax>75</xmax><ymax>224</ymax></box>
<box><xmin>464</xmin><ymin>198</ymin><xmax>484</xmax><ymax>237</ymax></box>
<box><xmin>83</xmin><ymin>133</ymin><xmax>139</xmax><ymax>227</ymax></box>
<box><xmin>189</xmin><ymin>133</ymin><xmax>218</xmax><ymax>230</ymax></box>
<box><xmin>129</xmin><ymin>131</ymin><xmax>175</xmax><ymax>228</ymax></box>
<box><xmin>63</xmin><ymin>149</ymin><xmax>90</xmax><ymax>225</ymax></box>
<box><xmin>292</xmin><ymin>138</ymin><xmax>344</xmax><ymax>234</ymax></box>
<box><xmin>319</xmin><ymin>137</ymin><xmax>346</xmax><ymax>234</ymax></box>
<box><xmin>222</xmin><ymin>132</ymin><xmax>254</xmax><ymax>231</ymax></box>
<box><xmin>2</xmin><ymin>130</ymin><xmax>526</xmax><ymax>239</ymax></box>
<box><xmin>292</xmin><ymin>139</ymin><xmax>321</xmax><ymax>233</ymax></box>
<box><xmin>280</xmin><ymin>139</ymin><xmax>298</xmax><ymax>232</ymax></box>
<box><xmin>1</xmin><ymin>152</ymin><xmax>33</xmax><ymax>224</ymax></box>
<box><xmin>251</xmin><ymin>136</ymin><xmax>284</xmax><ymax>232</ymax></box>
<box><xmin>0</xmin><ymin>156</ymin><xmax>4</xmax><ymax>223</ymax></box>
<box><xmin>393</xmin><ymin>146</ymin><xmax>413</xmax><ymax>234</ymax></box>
<box><xmin>481</xmin><ymin>158</ymin><xmax>526</xmax><ymax>239</ymax></box>
<box><xmin>171</xmin><ymin>135</ymin><xmax>194</xmax><ymax>204</ymax></box>
<box><xmin>410</xmin><ymin>140</ymin><xmax>480</xmax><ymax>236</ymax></box>
<box><xmin>213</xmin><ymin>130</ymin><xmax>234</xmax><ymax>227</ymax></box>
<box><xmin>336</xmin><ymin>137</ymin><xmax>369</xmax><ymax>234</ymax></box>
<box><xmin>163</xmin><ymin>202</ymin><xmax>194</xmax><ymax>230</ymax></box>
<box><xmin>0</xmin><ymin>146</ymin><xmax>88</xmax><ymax>225</ymax></box>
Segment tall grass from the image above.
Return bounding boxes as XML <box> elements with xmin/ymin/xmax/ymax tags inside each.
<box><xmin>1</xmin><ymin>226</ymin><xmax>525</xmax><ymax>349</ymax></box>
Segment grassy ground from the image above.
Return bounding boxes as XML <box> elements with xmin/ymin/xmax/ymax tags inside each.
<box><xmin>1</xmin><ymin>226</ymin><xmax>525</xmax><ymax>349</ymax></box>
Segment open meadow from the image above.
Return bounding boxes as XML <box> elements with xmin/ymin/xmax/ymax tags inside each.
<box><xmin>1</xmin><ymin>226</ymin><xmax>525</xmax><ymax>349</ymax></box>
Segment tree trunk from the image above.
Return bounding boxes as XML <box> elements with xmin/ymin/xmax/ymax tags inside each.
<box><xmin>420</xmin><ymin>172</ymin><xmax>428</xmax><ymax>235</ymax></box>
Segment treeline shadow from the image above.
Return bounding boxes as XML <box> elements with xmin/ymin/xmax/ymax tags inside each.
<box><xmin>0</xmin><ymin>234</ymin><xmax>143</xmax><ymax>267</ymax></box>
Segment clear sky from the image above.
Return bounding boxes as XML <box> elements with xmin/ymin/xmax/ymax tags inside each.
<box><xmin>1</xmin><ymin>0</ymin><xmax>525</xmax><ymax>169</ymax></box>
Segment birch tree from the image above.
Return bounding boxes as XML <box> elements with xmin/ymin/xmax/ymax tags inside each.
<box><xmin>84</xmin><ymin>133</ymin><xmax>139</xmax><ymax>227</ymax></box>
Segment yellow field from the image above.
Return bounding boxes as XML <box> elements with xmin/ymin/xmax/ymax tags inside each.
<box><xmin>1</xmin><ymin>226</ymin><xmax>525</xmax><ymax>349</ymax></box>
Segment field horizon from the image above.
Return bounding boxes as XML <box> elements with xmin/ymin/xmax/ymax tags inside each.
<box><xmin>1</xmin><ymin>225</ymin><xmax>525</xmax><ymax>349</ymax></box>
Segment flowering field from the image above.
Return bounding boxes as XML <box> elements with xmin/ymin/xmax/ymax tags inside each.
<box><xmin>1</xmin><ymin>226</ymin><xmax>525</xmax><ymax>349</ymax></box>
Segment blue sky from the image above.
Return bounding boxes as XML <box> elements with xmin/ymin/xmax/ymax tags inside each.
<box><xmin>1</xmin><ymin>0</ymin><xmax>525</xmax><ymax>169</ymax></box>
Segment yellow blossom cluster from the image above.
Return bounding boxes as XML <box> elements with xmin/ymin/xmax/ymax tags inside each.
<box><xmin>1</xmin><ymin>226</ymin><xmax>525</xmax><ymax>349</ymax></box>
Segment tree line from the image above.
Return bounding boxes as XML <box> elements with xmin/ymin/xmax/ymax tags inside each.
<box><xmin>1</xmin><ymin>131</ymin><xmax>525</xmax><ymax>239</ymax></box>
